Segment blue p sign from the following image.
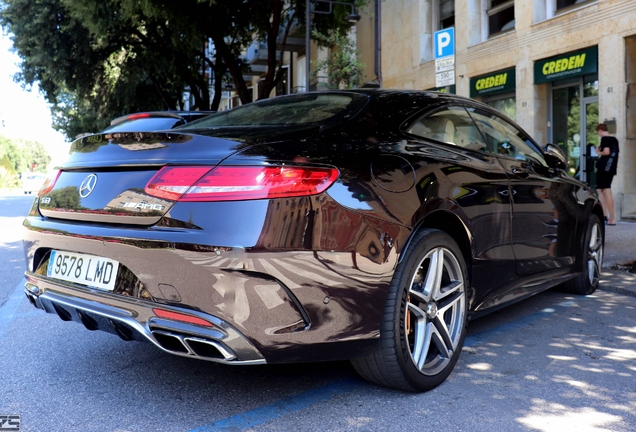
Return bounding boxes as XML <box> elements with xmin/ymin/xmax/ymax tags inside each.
<box><xmin>434</xmin><ymin>28</ymin><xmax>455</xmax><ymax>59</ymax></box>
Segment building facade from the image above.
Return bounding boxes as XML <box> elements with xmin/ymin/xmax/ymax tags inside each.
<box><xmin>381</xmin><ymin>0</ymin><xmax>636</xmax><ymax>220</ymax></box>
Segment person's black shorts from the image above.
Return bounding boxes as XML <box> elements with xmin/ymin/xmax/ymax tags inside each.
<box><xmin>596</xmin><ymin>170</ymin><xmax>615</xmax><ymax>189</ymax></box>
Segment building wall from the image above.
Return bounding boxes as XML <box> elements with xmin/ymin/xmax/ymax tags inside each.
<box><xmin>356</xmin><ymin>1</ymin><xmax>379</xmax><ymax>85</ymax></box>
<box><xmin>381</xmin><ymin>0</ymin><xmax>636</xmax><ymax>220</ymax></box>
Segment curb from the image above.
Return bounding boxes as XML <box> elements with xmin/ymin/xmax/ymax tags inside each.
<box><xmin>598</xmin><ymin>269</ymin><xmax>636</xmax><ymax>298</ymax></box>
<box><xmin>599</xmin><ymin>284</ymin><xmax>636</xmax><ymax>298</ymax></box>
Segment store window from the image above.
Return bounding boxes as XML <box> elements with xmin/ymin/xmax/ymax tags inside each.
<box><xmin>484</xmin><ymin>95</ymin><xmax>516</xmax><ymax>121</ymax></box>
<box><xmin>439</xmin><ymin>0</ymin><xmax>455</xmax><ymax>29</ymax></box>
<box><xmin>488</xmin><ymin>0</ymin><xmax>515</xmax><ymax>36</ymax></box>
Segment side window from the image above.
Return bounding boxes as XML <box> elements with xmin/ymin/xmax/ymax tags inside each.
<box><xmin>556</xmin><ymin>0</ymin><xmax>595</xmax><ymax>13</ymax></box>
<box><xmin>407</xmin><ymin>106</ymin><xmax>489</xmax><ymax>153</ymax></box>
<box><xmin>438</xmin><ymin>0</ymin><xmax>455</xmax><ymax>29</ymax></box>
<box><xmin>467</xmin><ymin>108</ymin><xmax>547</xmax><ymax>166</ymax></box>
<box><xmin>488</xmin><ymin>0</ymin><xmax>515</xmax><ymax>36</ymax></box>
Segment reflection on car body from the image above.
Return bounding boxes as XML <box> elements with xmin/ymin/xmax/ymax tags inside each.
<box><xmin>22</xmin><ymin>90</ymin><xmax>604</xmax><ymax>392</ymax></box>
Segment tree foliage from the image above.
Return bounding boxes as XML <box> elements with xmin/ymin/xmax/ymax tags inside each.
<box><xmin>310</xmin><ymin>31</ymin><xmax>365</xmax><ymax>89</ymax></box>
<box><xmin>1</xmin><ymin>0</ymin><xmax>365</xmax><ymax>139</ymax></box>
<box><xmin>0</xmin><ymin>135</ymin><xmax>51</xmax><ymax>174</ymax></box>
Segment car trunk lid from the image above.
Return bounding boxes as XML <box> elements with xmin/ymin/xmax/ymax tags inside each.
<box><xmin>37</xmin><ymin>131</ymin><xmax>260</xmax><ymax>225</ymax></box>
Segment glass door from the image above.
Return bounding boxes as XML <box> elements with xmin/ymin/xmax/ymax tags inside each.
<box><xmin>551</xmin><ymin>83</ymin><xmax>581</xmax><ymax>179</ymax></box>
<box><xmin>550</xmin><ymin>75</ymin><xmax>598</xmax><ymax>185</ymax></box>
<box><xmin>582</xmin><ymin>77</ymin><xmax>599</xmax><ymax>186</ymax></box>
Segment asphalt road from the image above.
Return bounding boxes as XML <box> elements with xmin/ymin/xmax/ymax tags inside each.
<box><xmin>0</xmin><ymin>193</ymin><xmax>34</xmax><ymax>306</ymax></box>
<box><xmin>1</xmin><ymin>191</ymin><xmax>635</xmax><ymax>432</ymax></box>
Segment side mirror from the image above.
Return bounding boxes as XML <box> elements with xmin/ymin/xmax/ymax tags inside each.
<box><xmin>544</xmin><ymin>143</ymin><xmax>568</xmax><ymax>170</ymax></box>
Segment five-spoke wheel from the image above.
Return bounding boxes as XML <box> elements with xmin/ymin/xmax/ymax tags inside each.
<box><xmin>563</xmin><ymin>214</ymin><xmax>604</xmax><ymax>295</ymax></box>
<box><xmin>405</xmin><ymin>246</ymin><xmax>466</xmax><ymax>376</ymax></box>
<box><xmin>352</xmin><ymin>229</ymin><xmax>468</xmax><ymax>392</ymax></box>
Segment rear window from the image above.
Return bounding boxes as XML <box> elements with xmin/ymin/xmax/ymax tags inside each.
<box><xmin>178</xmin><ymin>93</ymin><xmax>369</xmax><ymax>128</ymax></box>
<box><xmin>102</xmin><ymin>117</ymin><xmax>184</xmax><ymax>133</ymax></box>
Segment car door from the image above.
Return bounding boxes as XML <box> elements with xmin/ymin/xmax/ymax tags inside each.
<box><xmin>405</xmin><ymin>105</ymin><xmax>518</xmax><ymax>307</ymax></box>
<box><xmin>466</xmin><ymin>106</ymin><xmax>579</xmax><ymax>277</ymax></box>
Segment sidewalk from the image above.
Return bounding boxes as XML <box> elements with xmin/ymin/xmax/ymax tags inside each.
<box><xmin>599</xmin><ymin>220</ymin><xmax>636</xmax><ymax>297</ymax></box>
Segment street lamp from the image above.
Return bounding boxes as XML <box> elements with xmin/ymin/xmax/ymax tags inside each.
<box><xmin>305</xmin><ymin>0</ymin><xmax>361</xmax><ymax>92</ymax></box>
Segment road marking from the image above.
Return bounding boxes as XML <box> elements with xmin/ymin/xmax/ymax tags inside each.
<box><xmin>0</xmin><ymin>280</ymin><xmax>26</xmax><ymax>341</ymax></box>
<box><xmin>189</xmin><ymin>296</ymin><xmax>594</xmax><ymax>431</ymax></box>
<box><xmin>190</xmin><ymin>377</ymin><xmax>363</xmax><ymax>431</ymax></box>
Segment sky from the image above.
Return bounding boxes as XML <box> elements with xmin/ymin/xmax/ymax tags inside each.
<box><xmin>0</xmin><ymin>32</ymin><xmax>71</xmax><ymax>163</ymax></box>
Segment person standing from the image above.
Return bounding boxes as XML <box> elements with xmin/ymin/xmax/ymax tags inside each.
<box><xmin>594</xmin><ymin>123</ymin><xmax>619</xmax><ymax>225</ymax></box>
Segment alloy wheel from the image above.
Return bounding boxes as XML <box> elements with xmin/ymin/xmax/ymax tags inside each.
<box><xmin>406</xmin><ymin>246</ymin><xmax>466</xmax><ymax>376</ymax></box>
<box><xmin>587</xmin><ymin>222</ymin><xmax>603</xmax><ymax>286</ymax></box>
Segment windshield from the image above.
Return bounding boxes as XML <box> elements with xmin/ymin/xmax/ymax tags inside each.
<box><xmin>178</xmin><ymin>93</ymin><xmax>369</xmax><ymax>129</ymax></box>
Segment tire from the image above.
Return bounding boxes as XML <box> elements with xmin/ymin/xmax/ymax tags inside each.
<box><xmin>351</xmin><ymin>229</ymin><xmax>468</xmax><ymax>392</ymax></box>
<box><xmin>562</xmin><ymin>214</ymin><xmax>603</xmax><ymax>295</ymax></box>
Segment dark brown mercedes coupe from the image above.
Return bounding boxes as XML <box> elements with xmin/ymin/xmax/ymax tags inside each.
<box><xmin>22</xmin><ymin>90</ymin><xmax>604</xmax><ymax>391</ymax></box>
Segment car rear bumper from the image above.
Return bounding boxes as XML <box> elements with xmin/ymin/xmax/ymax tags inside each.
<box><xmin>22</xmin><ymin>195</ymin><xmax>409</xmax><ymax>363</ymax></box>
<box><xmin>24</xmin><ymin>274</ymin><xmax>266</xmax><ymax>364</ymax></box>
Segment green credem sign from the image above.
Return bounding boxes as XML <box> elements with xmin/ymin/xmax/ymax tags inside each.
<box><xmin>470</xmin><ymin>68</ymin><xmax>516</xmax><ymax>97</ymax></box>
<box><xmin>429</xmin><ymin>85</ymin><xmax>456</xmax><ymax>94</ymax></box>
<box><xmin>534</xmin><ymin>46</ymin><xmax>598</xmax><ymax>84</ymax></box>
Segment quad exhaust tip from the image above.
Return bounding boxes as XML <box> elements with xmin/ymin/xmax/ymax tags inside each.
<box><xmin>23</xmin><ymin>282</ymin><xmax>265</xmax><ymax>365</ymax></box>
<box><xmin>150</xmin><ymin>329</ymin><xmax>236</xmax><ymax>361</ymax></box>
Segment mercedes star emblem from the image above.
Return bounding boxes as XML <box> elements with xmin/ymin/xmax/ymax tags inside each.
<box><xmin>79</xmin><ymin>174</ymin><xmax>98</xmax><ymax>198</ymax></box>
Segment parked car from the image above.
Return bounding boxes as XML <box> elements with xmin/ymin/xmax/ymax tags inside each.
<box><xmin>21</xmin><ymin>172</ymin><xmax>47</xmax><ymax>194</ymax></box>
<box><xmin>102</xmin><ymin>110</ymin><xmax>213</xmax><ymax>133</ymax></box>
<box><xmin>22</xmin><ymin>90</ymin><xmax>603</xmax><ymax>392</ymax></box>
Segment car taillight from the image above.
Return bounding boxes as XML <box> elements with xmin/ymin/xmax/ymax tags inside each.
<box><xmin>145</xmin><ymin>166</ymin><xmax>339</xmax><ymax>202</ymax></box>
<box><xmin>37</xmin><ymin>170</ymin><xmax>61</xmax><ymax>196</ymax></box>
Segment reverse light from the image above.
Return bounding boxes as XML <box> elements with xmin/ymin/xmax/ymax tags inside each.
<box><xmin>37</xmin><ymin>170</ymin><xmax>61</xmax><ymax>196</ymax></box>
<box><xmin>145</xmin><ymin>166</ymin><xmax>339</xmax><ymax>202</ymax></box>
<box><xmin>152</xmin><ymin>308</ymin><xmax>214</xmax><ymax>327</ymax></box>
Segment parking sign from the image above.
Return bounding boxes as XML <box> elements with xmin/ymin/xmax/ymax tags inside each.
<box><xmin>434</xmin><ymin>28</ymin><xmax>455</xmax><ymax>59</ymax></box>
<box><xmin>434</xmin><ymin>28</ymin><xmax>455</xmax><ymax>87</ymax></box>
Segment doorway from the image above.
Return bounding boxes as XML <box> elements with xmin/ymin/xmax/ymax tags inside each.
<box><xmin>549</xmin><ymin>74</ymin><xmax>599</xmax><ymax>185</ymax></box>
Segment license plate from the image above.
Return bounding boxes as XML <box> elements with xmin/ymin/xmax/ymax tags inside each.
<box><xmin>47</xmin><ymin>250</ymin><xmax>120</xmax><ymax>291</ymax></box>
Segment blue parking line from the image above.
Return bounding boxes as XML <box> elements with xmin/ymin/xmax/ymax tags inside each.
<box><xmin>0</xmin><ymin>280</ymin><xmax>26</xmax><ymax>342</ymax></box>
<box><xmin>190</xmin><ymin>377</ymin><xmax>363</xmax><ymax>431</ymax></box>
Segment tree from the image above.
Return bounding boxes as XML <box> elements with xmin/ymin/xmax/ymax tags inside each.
<box><xmin>0</xmin><ymin>155</ymin><xmax>19</xmax><ymax>188</ymax></box>
<box><xmin>1</xmin><ymin>0</ymin><xmax>366</xmax><ymax>139</ymax></box>
<box><xmin>0</xmin><ymin>135</ymin><xmax>51</xmax><ymax>174</ymax></box>
<box><xmin>1</xmin><ymin>0</ymin><xmax>204</xmax><ymax>137</ymax></box>
<box><xmin>309</xmin><ymin>31</ymin><xmax>365</xmax><ymax>90</ymax></box>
